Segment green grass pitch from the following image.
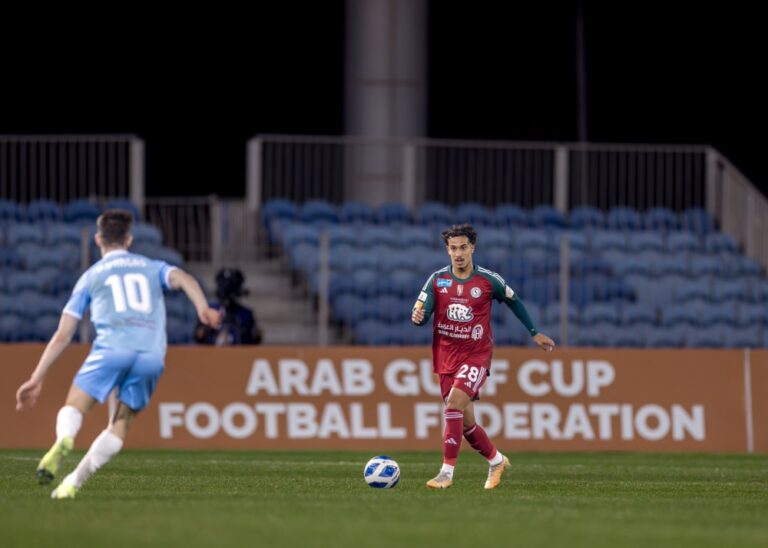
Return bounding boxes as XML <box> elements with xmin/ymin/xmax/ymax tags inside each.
<box><xmin>1</xmin><ymin>450</ymin><xmax>766</xmax><ymax>547</ymax></box>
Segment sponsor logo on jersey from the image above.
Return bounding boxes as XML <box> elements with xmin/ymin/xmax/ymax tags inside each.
<box><xmin>446</xmin><ymin>303</ymin><xmax>474</xmax><ymax>322</ymax></box>
<box><xmin>436</xmin><ymin>278</ymin><xmax>453</xmax><ymax>287</ymax></box>
<box><xmin>505</xmin><ymin>285</ymin><xmax>515</xmax><ymax>299</ymax></box>
<box><xmin>471</xmin><ymin>324</ymin><xmax>484</xmax><ymax>340</ymax></box>
<box><xmin>457</xmin><ymin>284</ymin><xmax>463</xmax><ymax>296</ymax></box>
<box><xmin>418</xmin><ymin>291</ymin><xmax>428</xmax><ymax>302</ymax></box>
<box><xmin>471</xmin><ymin>287</ymin><xmax>482</xmax><ymax>298</ymax></box>
<box><xmin>439</xmin><ymin>287</ymin><xmax>448</xmax><ymax>293</ymax></box>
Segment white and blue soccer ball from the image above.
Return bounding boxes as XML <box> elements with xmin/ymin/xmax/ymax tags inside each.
<box><xmin>363</xmin><ymin>455</ymin><xmax>400</xmax><ymax>488</ymax></box>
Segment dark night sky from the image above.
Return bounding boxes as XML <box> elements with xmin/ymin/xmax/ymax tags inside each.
<box><xmin>1</xmin><ymin>1</ymin><xmax>766</xmax><ymax>198</ymax></box>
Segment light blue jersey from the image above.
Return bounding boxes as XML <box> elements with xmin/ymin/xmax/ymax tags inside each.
<box><xmin>64</xmin><ymin>250</ymin><xmax>177</xmax><ymax>356</ymax></box>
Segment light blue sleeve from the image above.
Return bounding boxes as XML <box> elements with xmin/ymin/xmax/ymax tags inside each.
<box><xmin>63</xmin><ymin>270</ymin><xmax>91</xmax><ymax>319</ymax></box>
<box><xmin>157</xmin><ymin>261</ymin><xmax>178</xmax><ymax>290</ymax></box>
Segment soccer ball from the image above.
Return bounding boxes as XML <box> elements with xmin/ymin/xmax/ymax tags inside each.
<box><xmin>363</xmin><ymin>455</ymin><xmax>400</xmax><ymax>488</ymax></box>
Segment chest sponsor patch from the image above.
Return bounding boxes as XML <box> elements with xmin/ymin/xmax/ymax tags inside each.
<box><xmin>436</xmin><ymin>278</ymin><xmax>453</xmax><ymax>288</ymax></box>
<box><xmin>446</xmin><ymin>303</ymin><xmax>474</xmax><ymax>322</ymax></box>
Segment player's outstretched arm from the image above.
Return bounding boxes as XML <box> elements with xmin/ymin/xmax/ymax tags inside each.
<box><xmin>16</xmin><ymin>313</ymin><xmax>79</xmax><ymax>411</ymax></box>
<box><xmin>533</xmin><ymin>332</ymin><xmax>555</xmax><ymax>352</ymax></box>
<box><xmin>168</xmin><ymin>269</ymin><xmax>223</xmax><ymax>329</ymax></box>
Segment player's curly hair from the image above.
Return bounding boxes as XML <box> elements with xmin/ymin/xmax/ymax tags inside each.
<box><xmin>441</xmin><ymin>223</ymin><xmax>477</xmax><ymax>245</ymax></box>
<box><xmin>97</xmin><ymin>209</ymin><xmax>133</xmax><ymax>246</ymax></box>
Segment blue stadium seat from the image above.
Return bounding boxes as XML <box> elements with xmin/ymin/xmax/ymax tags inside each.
<box><xmin>613</xmin><ymin>326</ymin><xmax>646</xmax><ymax>348</ymax></box>
<box><xmin>0</xmin><ymin>199</ymin><xmax>23</xmax><ymax>223</ymax></box>
<box><xmin>627</xmin><ymin>232</ymin><xmax>665</xmax><ymax>254</ymax></box>
<box><xmin>281</xmin><ymin>223</ymin><xmax>319</xmax><ymax>249</ymax></box>
<box><xmin>698</xmin><ymin>303</ymin><xmax>738</xmax><ymax>327</ymax></box>
<box><xmin>681</xmin><ymin>208</ymin><xmax>717</xmax><ymax>236</ymax></box>
<box><xmin>644</xmin><ymin>207</ymin><xmax>679</xmax><ymax>231</ymax></box>
<box><xmin>416</xmin><ymin>251</ymin><xmax>449</xmax><ymax>274</ymax></box>
<box><xmin>660</xmin><ymin>302</ymin><xmax>698</xmax><ymax>326</ymax></box>
<box><xmin>493</xmin><ymin>204</ymin><xmax>527</xmax><ymax>227</ymax></box>
<box><xmin>355</xmin><ymin>319</ymin><xmax>394</xmax><ymax>345</ymax></box>
<box><xmin>688</xmin><ymin>254</ymin><xmax>722</xmax><ymax>277</ymax></box>
<box><xmin>559</xmin><ymin>231</ymin><xmax>589</xmax><ymax>253</ymax></box>
<box><xmin>261</xmin><ymin>199</ymin><xmax>298</xmax><ymax>227</ymax></box>
<box><xmin>63</xmin><ymin>199</ymin><xmax>101</xmax><ymax>226</ymax></box>
<box><xmin>26</xmin><ymin>199</ymin><xmax>62</xmax><ymax>223</ymax></box>
<box><xmin>724</xmin><ymin>325</ymin><xmax>762</xmax><ymax>348</ymax></box>
<box><xmin>338</xmin><ymin>202</ymin><xmax>375</xmax><ymax>224</ymax></box>
<box><xmin>398</xmin><ymin>225</ymin><xmax>436</xmax><ymax>249</ymax></box>
<box><xmin>514</xmin><ymin>229</ymin><xmax>552</xmax><ymax>251</ymax></box>
<box><xmin>405</xmin><ymin>323</ymin><xmax>433</xmax><ymax>345</ymax></box>
<box><xmin>7</xmin><ymin>223</ymin><xmax>45</xmax><ymax>246</ymax></box>
<box><xmin>590</xmin><ymin>230</ymin><xmax>626</xmax><ymax>253</ymax></box>
<box><xmin>44</xmin><ymin>222</ymin><xmax>83</xmax><ymax>247</ymax></box>
<box><xmin>736</xmin><ymin>303</ymin><xmax>768</xmax><ymax>327</ymax></box>
<box><xmin>645</xmin><ymin>325</ymin><xmax>687</xmax><ymax>347</ymax></box>
<box><xmin>543</xmin><ymin>301</ymin><xmax>579</xmax><ymax>325</ymax></box>
<box><xmin>704</xmin><ymin>233</ymin><xmax>738</xmax><ymax>254</ymax></box>
<box><xmin>529</xmin><ymin>205</ymin><xmax>566</xmax><ymax>228</ymax></box>
<box><xmin>33</xmin><ymin>314</ymin><xmax>60</xmax><ymax>342</ymax></box>
<box><xmin>416</xmin><ymin>202</ymin><xmax>454</xmax><ymax>226</ymax></box>
<box><xmin>686</xmin><ymin>325</ymin><xmax>725</xmax><ymax>348</ymax></box>
<box><xmin>620</xmin><ymin>302</ymin><xmax>657</xmax><ymax>325</ymax></box>
<box><xmin>673</xmin><ymin>277</ymin><xmax>711</xmax><ymax>302</ymax></box>
<box><xmin>455</xmin><ymin>203</ymin><xmax>493</xmax><ymax>226</ymax></box>
<box><xmin>568</xmin><ymin>206</ymin><xmax>605</xmax><ymax>229</ymax></box>
<box><xmin>0</xmin><ymin>316</ymin><xmax>27</xmax><ymax>341</ymax></box>
<box><xmin>375</xmin><ymin>203</ymin><xmax>412</xmax><ymax>225</ymax></box>
<box><xmin>104</xmin><ymin>198</ymin><xmax>141</xmax><ymax>220</ymax></box>
<box><xmin>710</xmin><ymin>278</ymin><xmax>749</xmax><ymax>303</ymax></box>
<box><xmin>606</xmin><ymin>207</ymin><xmax>643</xmax><ymax>231</ymax></box>
<box><xmin>0</xmin><ymin>293</ymin><xmax>26</xmax><ymax>318</ymax></box>
<box><xmin>666</xmin><ymin>231</ymin><xmax>701</xmax><ymax>254</ymax></box>
<box><xmin>167</xmin><ymin>316</ymin><xmax>193</xmax><ymax>344</ymax></box>
<box><xmin>473</xmin><ymin>227</ymin><xmax>509</xmax><ymax>251</ymax></box>
<box><xmin>132</xmin><ymin>223</ymin><xmax>163</xmax><ymax>246</ymax></box>
<box><xmin>721</xmin><ymin>257</ymin><xmax>763</xmax><ymax>278</ymax></box>
<box><xmin>359</xmin><ymin>225</ymin><xmax>399</xmax><ymax>248</ymax></box>
<box><xmin>581</xmin><ymin>302</ymin><xmax>620</xmax><ymax>325</ymax></box>
<box><xmin>322</xmin><ymin>225</ymin><xmax>355</xmax><ymax>249</ymax></box>
<box><xmin>569</xmin><ymin>256</ymin><xmax>611</xmax><ymax>278</ymax></box>
<box><xmin>0</xmin><ymin>247</ymin><xmax>22</xmax><ymax>269</ymax></box>
<box><xmin>651</xmin><ymin>254</ymin><xmax>689</xmax><ymax>277</ymax></box>
<box><xmin>609</xmin><ymin>254</ymin><xmax>652</xmax><ymax>277</ymax></box>
<box><xmin>301</xmin><ymin>200</ymin><xmax>338</xmax><ymax>224</ymax></box>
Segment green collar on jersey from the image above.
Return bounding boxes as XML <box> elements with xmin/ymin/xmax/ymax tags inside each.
<box><xmin>448</xmin><ymin>263</ymin><xmax>478</xmax><ymax>282</ymax></box>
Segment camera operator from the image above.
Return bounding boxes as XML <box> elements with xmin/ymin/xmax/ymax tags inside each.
<box><xmin>194</xmin><ymin>268</ymin><xmax>263</xmax><ymax>345</ymax></box>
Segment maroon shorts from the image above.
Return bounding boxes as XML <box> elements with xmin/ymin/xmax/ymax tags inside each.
<box><xmin>439</xmin><ymin>364</ymin><xmax>489</xmax><ymax>402</ymax></box>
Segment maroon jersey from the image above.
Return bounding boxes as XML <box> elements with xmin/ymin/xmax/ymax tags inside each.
<box><xmin>414</xmin><ymin>264</ymin><xmax>524</xmax><ymax>375</ymax></box>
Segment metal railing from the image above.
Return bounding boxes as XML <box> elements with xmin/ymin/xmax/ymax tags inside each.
<box><xmin>246</xmin><ymin>135</ymin><xmax>767</xmax><ymax>271</ymax></box>
<box><xmin>0</xmin><ymin>134</ymin><xmax>144</xmax><ymax>209</ymax></box>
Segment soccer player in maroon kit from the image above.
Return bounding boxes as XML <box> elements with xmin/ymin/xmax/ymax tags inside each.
<box><xmin>412</xmin><ymin>224</ymin><xmax>555</xmax><ymax>489</ymax></box>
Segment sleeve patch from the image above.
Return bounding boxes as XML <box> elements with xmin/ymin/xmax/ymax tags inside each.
<box><xmin>418</xmin><ymin>291</ymin><xmax>428</xmax><ymax>302</ymax></box>
<box><xmin>505</xmin><ymin>285</ymin><xmax>515</xmax><ymax>299</ymax></box>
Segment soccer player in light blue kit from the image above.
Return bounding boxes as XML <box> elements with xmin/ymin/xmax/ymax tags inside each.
<box><xmin>15</xmin><ymin>209</ymin><xmax>222</xmax><ymax>499</ymax></box>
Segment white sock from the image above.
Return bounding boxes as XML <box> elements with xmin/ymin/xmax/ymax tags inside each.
<box><xmin>62</xmin><ymin>430</ymin><xmax>123</xmax><ymax>488</ymax></box>
<box><xmin>440</xmin><ymin>463</ymin><xmax>455</xmax><ymax>478</ymax></box>
<box><xmin>55</xmin><ymin>406</ymin><xmax>83</xmax><ymax>441</ymax></box>
<box><xmin>488</xmin><ymin>451</ymin><xmax>504</xmax><ymax>466</ymax></box>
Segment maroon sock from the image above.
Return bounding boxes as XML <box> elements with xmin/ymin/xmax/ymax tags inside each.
<box><xmin>463</xmin><ymin>423</ymin><xmax>497</xmax><ymax>461</ymax></box>
<box><xmin>443</xmin><ymin>408</ymin><xmax>464</xmax><ymax>465</ymax></box>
